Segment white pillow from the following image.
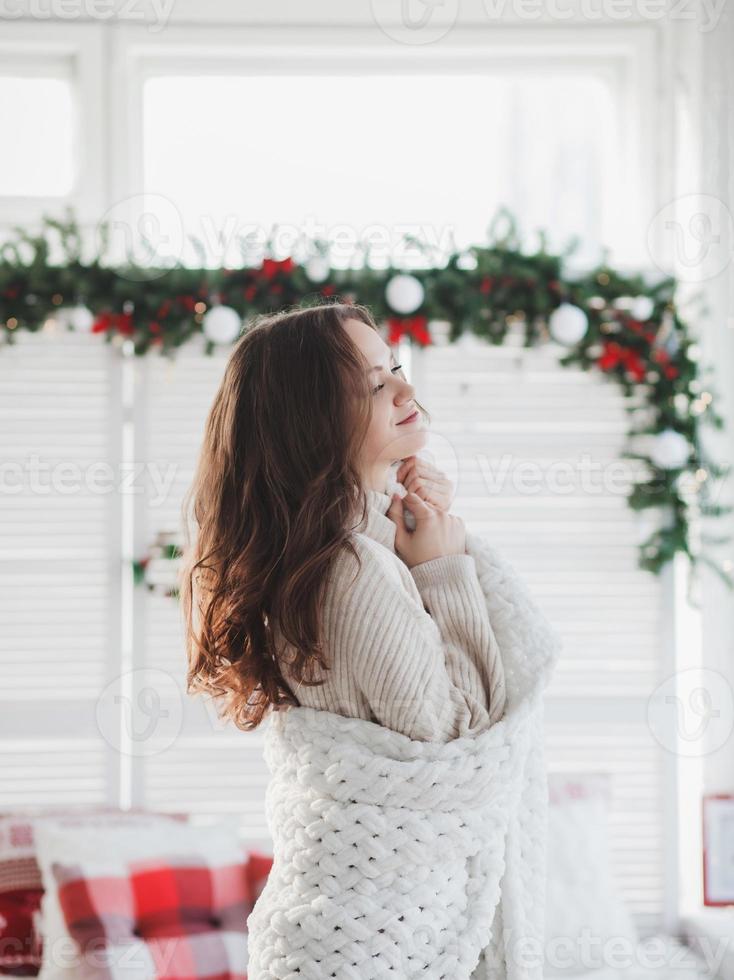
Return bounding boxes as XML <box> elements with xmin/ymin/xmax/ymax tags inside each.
<box><xmin>544</xmin><ymin>773</ymin><xmax>639</xmax><ymax>976</ymax></box>
<box><xmin>34</xmin><ymin>813</ymin><xmax>241</xmax><ymax>980</ymax></box>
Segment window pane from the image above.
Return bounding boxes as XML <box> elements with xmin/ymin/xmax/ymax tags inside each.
<box><xmin>0</xmin><ymin>77</ymin><xmax>74</xmax><ymax>197</ymax></box>
<box><xmin>143</xmin><ymin>73</ymin><xmax>618</xmax><ymax>269</ymax></box>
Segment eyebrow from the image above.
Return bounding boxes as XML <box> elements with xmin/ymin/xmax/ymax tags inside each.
<box><xmin>368</xmin><ymin>353</ymin><xmax>397</xmax><ymax>373</ymax></box>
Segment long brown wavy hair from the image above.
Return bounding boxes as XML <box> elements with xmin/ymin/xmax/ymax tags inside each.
<box><xmin>180</xmin><ymin>300</ymin><xmax>428</xmax><ymax>732</ymax></box>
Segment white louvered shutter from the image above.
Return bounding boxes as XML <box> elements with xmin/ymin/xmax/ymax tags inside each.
<box><xmin>409</xmin><ymin>330</ymin><xmax>668</xmax><ymax>937</ymax></box>
<box><xmin>131</xmin><ymin>336</ymin><xmax>271</xmax><ymax>848</ymax></box>
<box><xmin>0</xmin><ymin>331</ymin><xmax>123</xmax><ymax>808</ymax></box>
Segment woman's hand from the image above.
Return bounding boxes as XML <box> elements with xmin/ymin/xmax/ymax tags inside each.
<box><xmin>395</xmin><ymin>455</ymin><xmax>454</xmax><ymax>512</ymax></box>
<box><xmin>387</xmin><ymin>491</ymin><xmax>466</xmax><ymax>569</ymax></box>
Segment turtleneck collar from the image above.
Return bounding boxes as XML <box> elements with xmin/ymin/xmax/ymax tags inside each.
<box><xmin>353</xmin><ymin>470</ymin><xmax>402</xmax><ymax>552</ymax></box>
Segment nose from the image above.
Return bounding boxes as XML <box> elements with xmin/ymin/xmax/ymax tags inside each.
<box><xmin>395</xmin><ymin>379</ymin><xmax>415</xmax><ymax>404</ymax></box>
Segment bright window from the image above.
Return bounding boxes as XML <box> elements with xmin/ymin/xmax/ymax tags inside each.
<box><xmin>0</xmin><ymin>77</ymin><xmax>74</xmax><ymax>197</ymax></box>
<box><xmin>143</xmin><ymin>73</ymin><xmax>618</xmax><ymax>269</ymax></box>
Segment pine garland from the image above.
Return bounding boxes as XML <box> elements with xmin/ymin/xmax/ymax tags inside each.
<box><xmin>1</xmin><ymin>207</ymin><xmax>731</xmax><ymax>593</ymax></box>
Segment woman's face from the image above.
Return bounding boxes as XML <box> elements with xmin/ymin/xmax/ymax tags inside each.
<box><xmin>342</xmin><ymin>317</ymin><xmax>427</xmax><ymax>489</ymax></box>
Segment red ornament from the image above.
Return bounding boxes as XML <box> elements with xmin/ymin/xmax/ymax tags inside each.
<box><xmin>479</xmin><ymin>276</ymin><xmax>494</xmax><ymax>295</ymax></box>
<box><xmin>91</xmin><ymin>311</ymin><xmax>134</xmax><ymax>336</ymax></box>
<box><xmin>625</xmin><ymin>318</ymin><xmax>657</xmax><ymax>345</ymax></box>
<box><xmin>387</xmin><ymin>315</ymin><xmax>431</xmax><ymax>347</ymax></box>
<box><xmin>260</xmin><ymin>257</ymin><xmax>295</xmax><ymax>280</ymax></box>
<box><xmin>320</xmin><ymin>285</ymin><xmax>335</xmax><ymax>297</ymax></box>
<box><xmin>623</xmin><ymin>351</ymin><xmax>647</xmax><ymax>382</ymax></box>
<box><xmin>651</xmin><ymin>348</ymin><xmax>680</xmax><ymax>378</ymax></box>
<box><xmin>595</xmin><ymin>339</ymin><xmax>646</xmax><ymax>381</ymax></box>
<box><xmin>596</xmin><ymin>340</ymin><xmax>623</xmax><ymax>370</ymax></box>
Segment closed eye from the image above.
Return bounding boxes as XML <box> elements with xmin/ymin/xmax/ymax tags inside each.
<box><xmin>372</xmin><ymin>364</ymin><xmax>404</xmax><ymax>394</ymax></box>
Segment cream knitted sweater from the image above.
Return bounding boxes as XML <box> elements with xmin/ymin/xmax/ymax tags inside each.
<box><xmin>277</xmin><ymin>487</ymin><xmax>507</xmax><ymax>742</ymax></box>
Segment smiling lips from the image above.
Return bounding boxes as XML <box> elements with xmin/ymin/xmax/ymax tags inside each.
<box><xmin>397</xmin><ymin>410</ymin><xmax>419</xmax><ymax>425</ymax></box>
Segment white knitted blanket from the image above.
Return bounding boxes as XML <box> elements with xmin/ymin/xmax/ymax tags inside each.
<box><xmin>247</xmin><ymin>532</ymin><xmax>562</xmax><ymax>980</ymax></box>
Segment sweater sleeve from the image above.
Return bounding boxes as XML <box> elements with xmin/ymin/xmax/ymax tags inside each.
<box><xmin>329</xmin><ymin>546</ymin><xmax>506</xmax><ymax>743</ymax></box>
<box><xmin>410</xmin><ymin>553</ymin><xmax>507</xmax><ymax>726</ymax></box>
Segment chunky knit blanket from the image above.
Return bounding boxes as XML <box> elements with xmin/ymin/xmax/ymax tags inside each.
<box><xmin>247</xmin><ymin>531</ymin><xmax>562</xmax><ymax>980</ymax></box>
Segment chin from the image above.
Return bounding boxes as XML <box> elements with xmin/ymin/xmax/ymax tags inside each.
<box><xmin>378</xmin><ymin>426</ymin><xmax>428</xmax><ymax>467</ymax></box>
<box><xmin>397</xmin><ymin>428</ymin><xmax>428</xmax><ymax>454</ymax></box>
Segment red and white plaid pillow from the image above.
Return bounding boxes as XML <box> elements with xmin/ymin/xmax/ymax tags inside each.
<box><xmin>0</xmin><ymin>887</ymin><xmax>44</xmax><ymax>976</ymax></box>
<box><xmin>0</xmin><ymin>808</ymin><xmax>188</xmax><ymax>977</ymax></box>
<box><xmin>50</xmin><ymin>846</ymin><xmax>256</xmax><ymax>979</ymax></box>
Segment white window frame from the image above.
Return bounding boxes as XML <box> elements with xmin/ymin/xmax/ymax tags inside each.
<box><xmin>0</xmin><ymin>22</ymin><xmax>106</xmax><ymax>229</ymax></box>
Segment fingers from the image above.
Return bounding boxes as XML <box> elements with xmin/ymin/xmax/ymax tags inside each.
<box><xmin>402</xmin><ymin>490</ymin><xmax>435</xmax><ymax>515</ymax></box>
<box><xmin>395</xmin><ymin>455</ymin><xmax>416</xmax><ymax>484</ymax></box>
<box><xmin>387</xmin><ymin>492</ymin><xmax>408</xmax><ymax>528</ymax></box>
<box><xmin>387</xmin><ymin>489</ymin><xmax>433</xmax><ymax>531</ymax></box>
<box><xmin>387</xmin><ymin>492</ymin><xmax>403</xmax><ymax>517</ymax></box>
<box><xmin>397</xmin><ymin>455</ymin><xmax>443</xmax><ymax>488</ymax></box>
<box><xmin>404</xmin><ymin>473</ymin><xmax>440</xmax><ymax>499</ymax></box>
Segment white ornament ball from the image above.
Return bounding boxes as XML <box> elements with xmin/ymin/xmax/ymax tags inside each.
<box><xmin>456</xmin><ymin>253</ymin><xmax>478</xmax><ymax>271</ymax></box>
<box><xmin>385</xmin><ymin>274</ymin><xmax>424</xmax><ymax>315</ymax></box>
<box><xmin>61</xmin><ymin>304</ymin><xmax>94</xmax><ymax>332</ymax></box>
<box><xmin>650</xmin><ymin>428</ymin><xmax>690</xmax><ymax>470</ymax></box>
<box><xmin>631</xmin><ymin>296</ymin><xmax>655</xmax><ymax>321</ymax></box>
<box><xmin>202</xmin><ymin>305</ymin><xmax>242</xmax><ymax>345</ymax></box>
<box><xmin>548</xmin><ymin>303</ymin><xmax>588</xmax><ymax>345</ymax></box>
<box><xmin>304</xmin><ymin>256</ymin><xmax>331</xmax><ymax>283</ymax></box>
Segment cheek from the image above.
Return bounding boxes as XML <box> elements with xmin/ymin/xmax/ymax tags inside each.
<box><xmin>360</xmin><ymin>405</ymin><xmax>393</xmax><ymax>460</ymax></box>
<box><xmin>365</xmin><ymin>405</ymin><xmax>392</xmax><ymax>446</ymax></box>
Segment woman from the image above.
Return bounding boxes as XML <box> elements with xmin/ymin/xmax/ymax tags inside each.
<box><xmin>181</xmin><ymin>300</ymin><xmax>506</xmax><ymax>741</ymax></box>
<box><xmin>180</xmin><ymin>301</ymin><xmax>560</xmax><ymax>977</ymax></box>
